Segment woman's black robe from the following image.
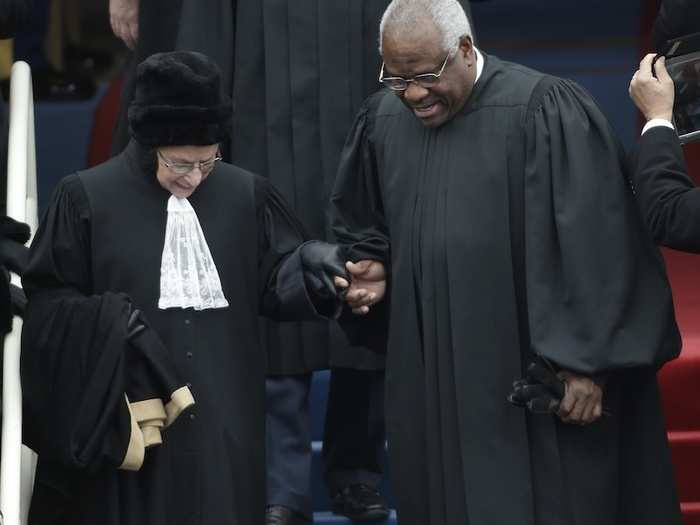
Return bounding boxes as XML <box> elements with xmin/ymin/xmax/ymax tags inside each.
<box><xmin>21</xmin><ymin>141</ymin><xmax>321</xmax><ymax>525</ymax></box>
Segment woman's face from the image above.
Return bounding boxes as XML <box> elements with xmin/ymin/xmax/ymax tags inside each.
<box><xmin>155</xmin><ymin>144</ymin><xmax>220</xmax><ymax>198</ymax></box>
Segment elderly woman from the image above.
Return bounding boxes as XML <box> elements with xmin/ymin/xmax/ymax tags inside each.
<box><xmin>20</xmin><ymin>51</ymin><xmax>347</xmax><ymax>525</ymax></box>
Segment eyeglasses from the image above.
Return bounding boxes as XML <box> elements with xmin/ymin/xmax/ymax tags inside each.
<box><xmin>379</xmin><ymin>48</ymin><xmax>455</xmax><ymax>91</ymax></box>
<box><xmin>157</xmin><ymin>150</ymin><xmax>222</xmax><ymax>175</ymax></box>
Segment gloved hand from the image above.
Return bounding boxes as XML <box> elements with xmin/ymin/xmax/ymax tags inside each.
<box><xmin>0</xmin><ymin>216</ymin><xmax>30</xmax><ymax>334</ymax></box>
<box><xmin>508</xmin><ymin>360</ymin><xmax>565</xmax><ymax>414</ymax></box>
<box><xmin>0</xmin><ymin>216</ymin><xmax>31</xmax><ymax>274</ymax></box>
<box><xmin>299</xmin><ymin>241</ymin><xmax>350</xmax><ymax>303</ymax></box>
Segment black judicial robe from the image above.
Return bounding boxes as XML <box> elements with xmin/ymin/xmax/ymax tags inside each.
<box><xmin>331</xmin><ymin>54</ymin><xmax>683</xmax><ymax>525</ymax></box>
<box><xmin>21</xmin><ymin>141</ymin><xmax>320</xmax><ymax>525</ymax></box>
<box><xmin>229</xmin><ymin>0</ymin><xmax>391</xmax><ymax>374</ymax></box>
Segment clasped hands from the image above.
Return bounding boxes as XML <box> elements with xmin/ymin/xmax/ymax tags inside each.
<box><xmin>508</xmin><ymin>359</ymin><xmax>605</xmax><ymax>426</ymax></box>
<box><xmin>332</xmin><ymin>260</ymin><xmax>386</xmax><ymax>315</ymax></box>
<box><xmin>297</xmin><ymin>244</ymin><xmax>385</xmax><ymax>315</ymax></box>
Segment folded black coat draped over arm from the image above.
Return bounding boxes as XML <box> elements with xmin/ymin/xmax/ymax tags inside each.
<box><xmin>21</xmin><ymin>179</ymin><xmax>137</xmax><ymax>472</ymax></box>
<box><xmin>21</xmin><ymin>179</ymin><xmax>195</xmax><ymax>473</ymax></box>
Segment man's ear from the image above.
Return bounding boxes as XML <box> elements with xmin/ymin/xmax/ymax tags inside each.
<box><xmin>459</xmin><ymin>35</ymin><xmax>474</xmax><ymax>59</ymax></box>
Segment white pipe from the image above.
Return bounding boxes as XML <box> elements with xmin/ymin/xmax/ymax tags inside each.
<box><xmin>1</xmin><ymin>60</ymin><xmax>39</xmax><ymax>525</ymax></box>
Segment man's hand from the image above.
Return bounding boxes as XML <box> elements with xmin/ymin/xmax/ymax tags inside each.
<box><xmin>630</xmin><ymin>54</ymin><xmax>675</xmax><ymax>123</ymax></box>
<box><xmin>556</xmin><ymin>371</ymin><xmax>604</xmax><ymax>425</ymax></box>
<box><xmin>333</xmin><ymin>260</ymin><xmax>386</xmax><ymax>315</ymax></box>
<box><xmin>110</xmin><ymin>0</ymin><xmax>139</xmax><ymax>50</ymax></box>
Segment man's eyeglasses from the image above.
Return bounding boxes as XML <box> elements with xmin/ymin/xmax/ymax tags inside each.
<box><xmin>157</xmin><ymin>150</ymin><xmax>222</xmax><ymax>175</ymax></box>
<box><xmin>379</xmin><ymin>48</ymin><xmax>455</xmax><ymax>92</ymax></box>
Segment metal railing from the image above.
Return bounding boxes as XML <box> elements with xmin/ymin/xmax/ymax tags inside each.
<box><xmin>1</xmin><ymin>61</ymin><xmax>39</xmax><ymax>525</ymax></box>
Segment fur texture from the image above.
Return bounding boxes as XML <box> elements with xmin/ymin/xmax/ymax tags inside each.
<box><xmin>128</xmin><ymin>51</ymin><xmax>232</xmax><ymax>147</ymax></box>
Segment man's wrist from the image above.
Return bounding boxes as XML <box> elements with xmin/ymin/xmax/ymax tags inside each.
<box><xmin>642</xmin><ymin>118</ymin><xmax>675</xmax><ymax>135</ymax></box>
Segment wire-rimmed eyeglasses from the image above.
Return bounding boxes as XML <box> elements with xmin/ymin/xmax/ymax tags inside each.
<box><xmin>157</xmin><ymin>150</ymin><xmax>222</xmax><ymax>175</ymax></box>
<box><xmin>378</xmin><ymin>48</ymin><xmax>456</xmax><ymax>91</ymax></box>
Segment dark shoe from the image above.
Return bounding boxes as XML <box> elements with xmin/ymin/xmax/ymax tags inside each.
<box><xmin>331</xmin><ymin>484</ymin><xmax>389</xmax><ymax>521</ymax></box>
<box><xmin>265</xmin><ymin>505</ymin><xmax>311</xmax><ymax>525</ymax></box>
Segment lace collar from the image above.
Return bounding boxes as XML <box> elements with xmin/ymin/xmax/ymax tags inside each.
<box><xmin>158</xmin><ymin>195</ymin><xmax>229</xmax><ymax>311</ymax></box>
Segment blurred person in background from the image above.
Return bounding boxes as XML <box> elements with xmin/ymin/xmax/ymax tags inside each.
<box><xmin>629</xmin><ymin>0</ymin><xmax>700</xmax><ymax>251</ymax></box>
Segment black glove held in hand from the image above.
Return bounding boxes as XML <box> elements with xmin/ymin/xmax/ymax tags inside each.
<box><xmin>0</xmin><ymin>216</ymin><xmax>30</xmax><ymax>334</ymax></box>
<box><xmin>299</xmin><ymin>241</ymin><xmax>350</xmax><ymax>302</ymax></box>
<box><xmin>0</xmin><ymin>216</ymin><xmax>30</xmax><ymax>275</ymax></box>
<box><xmin>508</xmin><ymin>360</ymin><xmax>565</xmax><ymax>414</ymax></box>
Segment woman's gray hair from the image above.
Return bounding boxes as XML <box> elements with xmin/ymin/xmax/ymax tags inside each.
<box><xmin>379</xmin><ymin>0</ymin><xmax>473</xmax><ymax>56</ymax></box>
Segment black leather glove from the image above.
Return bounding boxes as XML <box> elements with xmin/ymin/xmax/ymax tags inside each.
<box><xmin>508</xmin><ymin>360</ymin><xmax>565</xmax><ymax>414</ymax></box>
<box><xmin>0</xmin><ymin>216</ymin><xmax>30</xmax><ymax>275</ymax></box>
<box><xmin>298</xmin><ymin>241</ymin><xmax>350</xmax><ymax>303</ymax></box>
<box><xmin>0</xmin><ymin>216</ymin><xmax>30</xmax><ymax>334</ymax></box>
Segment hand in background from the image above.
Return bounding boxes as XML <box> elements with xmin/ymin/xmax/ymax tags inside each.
<box><xmin>630</xmin><ymin>54</ymin><xmax>675</xmax><ymax>123</ymax></box>
<box><xmin>334</xmin><ymin>260</ymin><xmax>386</xmax><ymax>315</ymax></box>
<box><xmin>110</xmin><ymin>0</ymin><xmax>139</xmax><ymax>50</ymax></box>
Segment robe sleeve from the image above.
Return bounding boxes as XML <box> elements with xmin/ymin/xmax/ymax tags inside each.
<box><xmin>22</xmin><ymin>176</ymin><xmax>138</xmax><ymax>472</ymax></box>
<box><xmin>633</xmin><ymin>125</ymin><xmax>700</xmax><ymax>252</ymax></box>
<box><xmin>524</xmin><ymin>78</ymin><xmax>681</xmax><ymax>374</ymax></box>
<box><xmin>330</xmin><ymin>98</ymin><xmax>390</xmax><ymax>264</ymax></box>
<box><xmin>255</xmin><ymin>176</ymin><xmax>337</xmax><ymax>320</ymax></box>
<box><xmin>328</xmin><ymin>97</ymin><xmax>391</xmax><ymax>352</ymax></box>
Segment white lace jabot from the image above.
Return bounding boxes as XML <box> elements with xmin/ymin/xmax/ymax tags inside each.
<box><xmin>158</xmin><ymin>195</ymin><xmax>229</xmax><ymax>311</ymax></box>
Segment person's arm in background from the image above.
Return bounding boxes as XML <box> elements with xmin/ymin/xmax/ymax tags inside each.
<box><xmin>109</xmin><ymin>0</ymin><xmax>139</xmax><ymax>50</ymax></box>
<box><xmin>629</xmin><ymin>54</ymin><xmax>700</xmax><ymax>252</ymax></box>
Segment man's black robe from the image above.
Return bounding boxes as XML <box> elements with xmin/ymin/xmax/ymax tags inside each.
<box><xmin>21</xmin><ymin>141</ymin><xmax>321</xmax><ymax>525</ymax></box>
<box><xmin>229</xmin><ymin>0</ymin><xmax>389</xmax><ymax>373</ymax></box>
<box><xmin>331</xmin><ymin>54</ymin><xmax>683</xmax><ymax>525</ymax></box>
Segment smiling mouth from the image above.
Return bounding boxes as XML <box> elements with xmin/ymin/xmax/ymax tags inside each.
<box><xmin>412</xmin><ymin>101</ymin><xmax>441</xmax><ymax>117</ymax></box>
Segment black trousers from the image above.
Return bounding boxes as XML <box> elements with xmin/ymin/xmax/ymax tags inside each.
<box><xmin>266</xmin><ymin>368</ymin><xmax>385</xmax><ymax>518</ymax></box>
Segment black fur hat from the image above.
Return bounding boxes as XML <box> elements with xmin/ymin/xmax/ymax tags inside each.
<box><xmin>128</xmin><ymin>51</ymin><xmax>232</xmax><ymax>147</ymax></box>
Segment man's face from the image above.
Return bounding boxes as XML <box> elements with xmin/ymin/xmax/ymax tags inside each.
<box><xmin>381</xmin><ymin>25</ymin><xmax>476</xmax><ymax>128</ymax></box>
<box><xmin>156</xmin><ymin>144</ymin><xmax>220</xmax><ymax>198</ymax></box>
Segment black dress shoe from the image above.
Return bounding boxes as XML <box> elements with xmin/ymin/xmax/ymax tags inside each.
<box><xmin>331</xmin><ymin>484</ymin><xmax>390</xmax><ymax>521</ymax></box>
<box><xmin>265</xmin><ymin>505</ymin><xmax>311</xmax><ymax>525</ymax></box>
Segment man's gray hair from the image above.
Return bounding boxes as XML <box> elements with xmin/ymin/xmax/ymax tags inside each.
<box><xmin>379</xmin><ymin>0</ymin><xmax>473</xmax><ymax>56</ymax></box>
